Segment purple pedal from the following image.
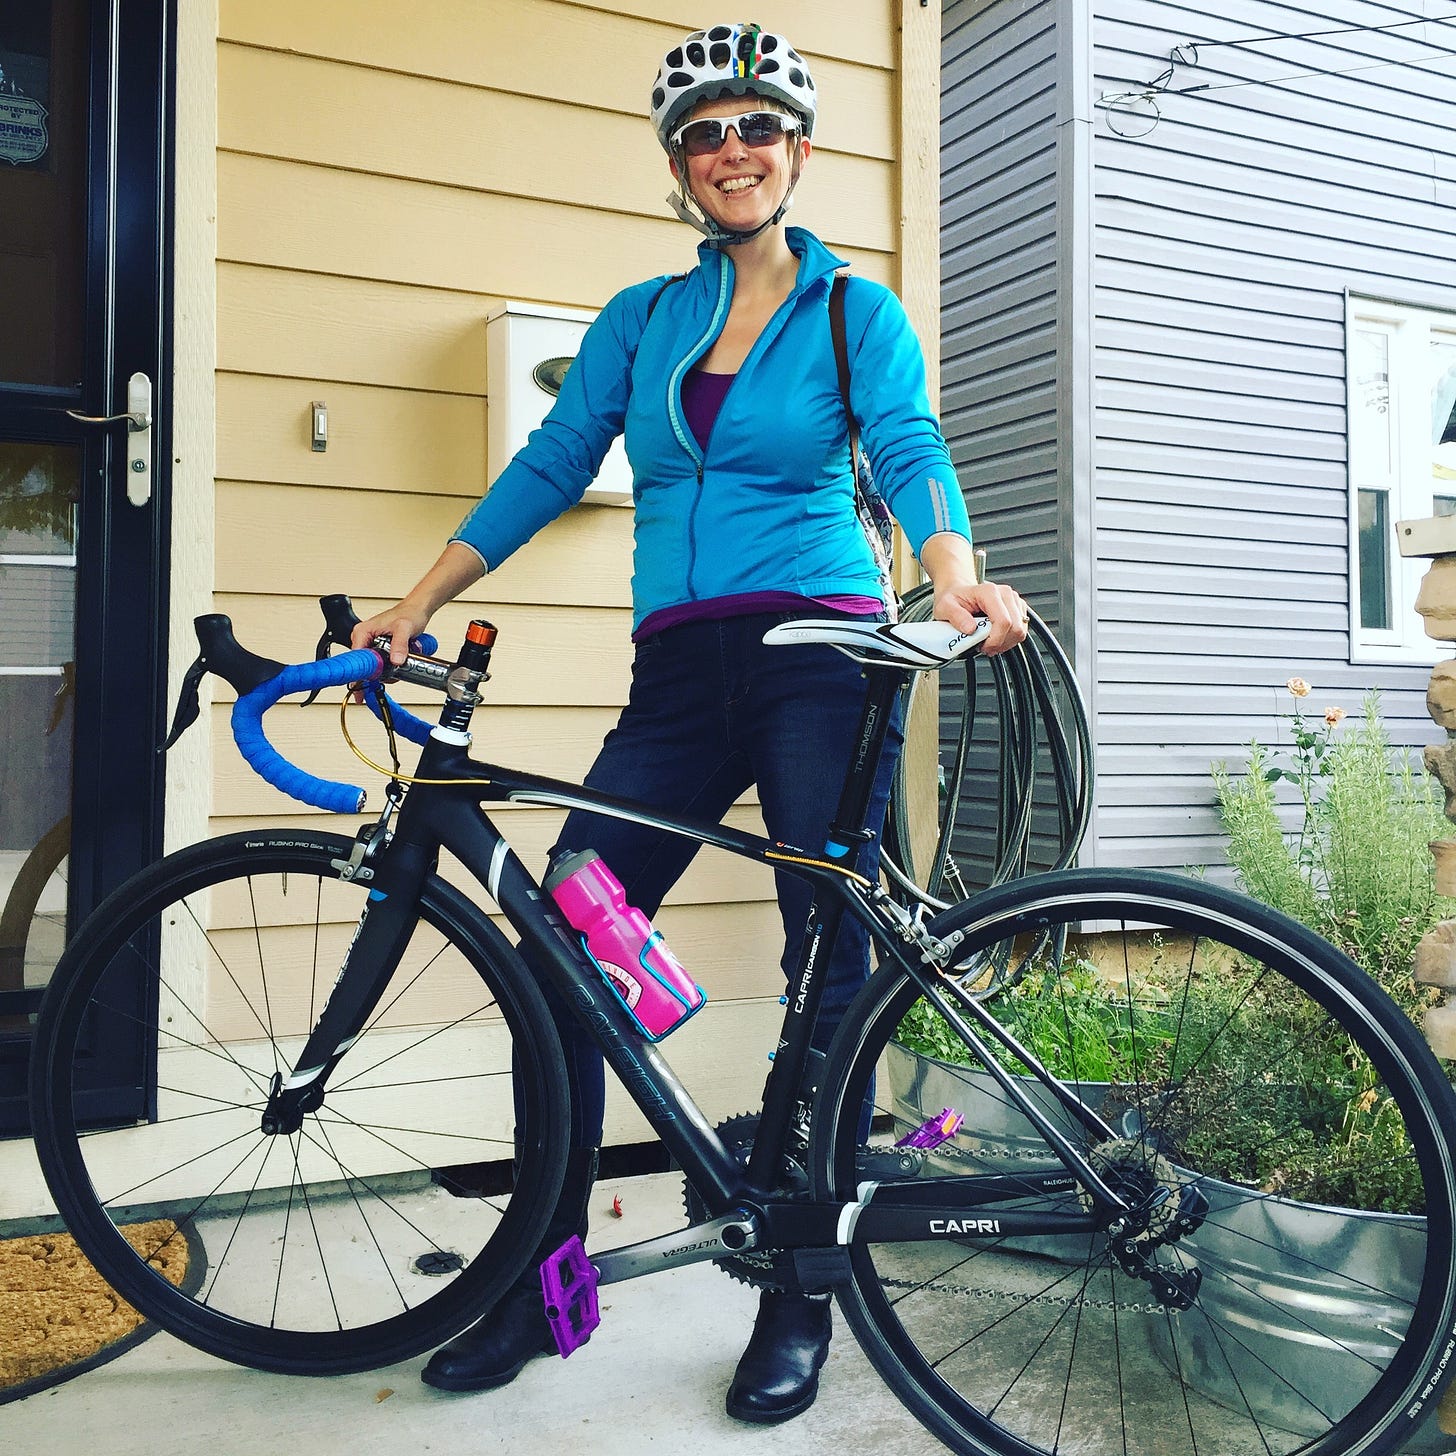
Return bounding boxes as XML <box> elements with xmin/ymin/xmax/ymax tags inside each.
<box><xmin>895</xmin><ymin>1107</ymin><xmax>965</xmax><ymax>1151</ymax></box>
<box><xmin>539</xmin><ymin>1235</ymin><xmax>601</xmax><ymax>1358</ymax></box>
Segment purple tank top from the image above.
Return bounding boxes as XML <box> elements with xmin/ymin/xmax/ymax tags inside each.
<box><xmin>636</xmin><ymin>368</ymin><xmax>882</xmax><ymax>641</ymax></box>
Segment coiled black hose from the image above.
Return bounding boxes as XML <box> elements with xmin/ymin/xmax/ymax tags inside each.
<box><xmin>883</xmin><ymin>582</ymin><xmax>1094</xmax><ymax>912</ymax></box>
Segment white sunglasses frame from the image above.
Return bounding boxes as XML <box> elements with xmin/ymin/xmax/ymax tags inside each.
<box><xmin>668</xmin><ymin>109</ymin><xmax>801</xmax><ymax>157</ymax></box>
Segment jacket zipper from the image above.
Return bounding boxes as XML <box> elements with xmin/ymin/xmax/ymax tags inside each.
<box><xmin>667</xmin><ymin>257</ymin><xmax>731</xmax><ymax>599</ymax></box>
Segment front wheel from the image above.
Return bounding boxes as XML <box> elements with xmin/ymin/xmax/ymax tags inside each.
<box><xmin>813</xmin><ymin>869</ymin><xmax>1456</xmax><ymax>1456</ymax></box>
<box><xmin>29</xmin><ymin>831</ymin><xmax>571</xmax><ymax>1375</ymax></box>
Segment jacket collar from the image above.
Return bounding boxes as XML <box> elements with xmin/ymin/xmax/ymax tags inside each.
<box><xmin>694</xmin><ymin>226</ymin><xmax>848</xmax><ymax>298</ymax></box>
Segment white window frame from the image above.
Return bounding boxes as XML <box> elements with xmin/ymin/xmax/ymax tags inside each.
<box><xmin>1347</xmin><ymin>293</ymin><xmax>1456</xmax><ymax>664</ymax></box>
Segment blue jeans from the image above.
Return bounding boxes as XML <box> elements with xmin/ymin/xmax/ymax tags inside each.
<box><xmin>539</xmin><ymin>610</ymin><xmax>903</xmax><ymax>1145</ymax></box>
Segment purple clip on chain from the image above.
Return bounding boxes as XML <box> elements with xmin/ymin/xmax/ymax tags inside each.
<box><xmin>895</xmin><ymin>1107</ymin><xmax>965</xmax><ymax>1151</ymax></box>
<box><xmin>540</xmin><ymin>1235</ymin><xmax>601</xmax><ymax>1358</ymax></box>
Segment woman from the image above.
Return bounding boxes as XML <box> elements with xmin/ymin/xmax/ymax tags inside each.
<box><xmin>354</xmin><ymin>21</ymin><xmax>1027</xmax><ymax>1424</ymax></box>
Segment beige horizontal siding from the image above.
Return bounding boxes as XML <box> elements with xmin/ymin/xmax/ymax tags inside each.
<box><xmin>218</xmin><ymin>45</ymin><xmax>897</xmax><ymax>255</ymax></box>
<box><xmin>205</xmin><ymin>0</ymin><xmax>913</xmax><ymax>1155</ymax></box>
<box><xmin>216</xmin><ymin>484</ymin><xmax>633</xmax><ymax>606</ymax></box>
<box><xmin>218</xmin><ymin>0</ymin><xmax>895</xmax><ymax>155</ymax></box>
<box><xmin>219</xmin><ymin>152</ymin><xmax>893</xmax><ymax>299</ymax></box>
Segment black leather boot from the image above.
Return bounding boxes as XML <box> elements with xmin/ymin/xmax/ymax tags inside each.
<box><xmin>725</xmin><ymin>1289</ymin><xmax>833</xmax><ymax>1424</ymax></box>
<box><xmin>421</xmin><ymin>1147</ymin><xmax>599</xmax><ymax>1392</ymax></box>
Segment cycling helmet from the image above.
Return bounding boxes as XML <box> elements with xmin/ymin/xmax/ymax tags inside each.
<box><xmin>651</xmin><ymin>22</ymin><xmax>817</xmax><ymax>152</ymax></box>
<box><xmin>651</xmin><ymin>23</ymin><xmax>816</xmax><ymax>246</ymax></box>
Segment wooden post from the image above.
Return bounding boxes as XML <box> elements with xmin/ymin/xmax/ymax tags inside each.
<box><xmin>1398</xmin><ymin>514</ymin><xmax>1456</xmax><ymax>1433</ymax></box>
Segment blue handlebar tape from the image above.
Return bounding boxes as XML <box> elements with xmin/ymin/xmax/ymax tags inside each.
<box><xmin>362</xmin><ymin>683</ymin><xmax>433</xmax><ymax>747</ymax></box>
<box><xmin>232</xmin><ymin>649</ymin><xmax>384</xmax><ymax>813</ymax></box>
<box><xmin>413</xmin><ymin>632</ymin><xmax>439</xmax><ymax>655</ymax></box>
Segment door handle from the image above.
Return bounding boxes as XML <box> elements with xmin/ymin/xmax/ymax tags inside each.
<box><xmin>65</xmin><ymin>371</ymin><xmax>153</xmax><ymax>506</ymax></box>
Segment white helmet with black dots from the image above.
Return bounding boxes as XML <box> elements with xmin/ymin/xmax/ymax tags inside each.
<box><xmin>650</xmin><ymin>22</ymin><xmax>817</xmax><ymax>153</ymax></box>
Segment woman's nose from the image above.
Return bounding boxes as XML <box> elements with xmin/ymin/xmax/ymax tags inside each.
<box><xmin>719</xmin><ymin>124</ymin><xmax>749</xmax><ymax>159</ymax></box>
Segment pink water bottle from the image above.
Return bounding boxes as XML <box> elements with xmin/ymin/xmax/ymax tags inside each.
<box><xmin>545</xmin><ymin>849</ymin><xmax>706</xmax><ymax>1041</ymax></box>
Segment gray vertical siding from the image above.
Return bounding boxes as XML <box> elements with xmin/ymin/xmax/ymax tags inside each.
<box><xmin>942</xmin><ymin>0</ymin><xmax>1063</xmax><ymax>605</ymax></box>
<box><xmin>1091</xmin><ymin>0</ymin><xmax>1456</xmax><ymax>870</ymax></box>
<box><xmin>941</xmin><ymin>0</ymin><xmax>1072</xmax><ymax>885</ymax></box>
<box><xmin>939</xmin><ymin>0</ymin><xmax>1456</xmax><ymax>881</ymax></box>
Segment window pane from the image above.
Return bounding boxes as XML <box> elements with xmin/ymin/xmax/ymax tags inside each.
<box><xmin>1358</xmin><ymin>487</ymin><xmax>1391</xmax><ymax>631</ymax></box>
<box><xmin>0</xmin><ymin>1</ymin><xmax>86</xmax><ymax>388</ymax></box>
<box><xmin>1351</xmin><ymin>327</ymin><xmax>1392</xmax><ymax>483</ymax></box>
<box><xmin>1432</xmin><ymin>335</ymin><xmax>1456</xmax><ymax>489</ymax></box>
<box><xmin>0</xmin><ymin>441</ymin><xmax>77</xmax><ymax>1002</ymax></box>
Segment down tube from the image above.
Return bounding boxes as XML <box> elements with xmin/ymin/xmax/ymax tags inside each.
<box><xmin>435</xmin><ymin>798</ymin><xmax>746</xmax><ymax>1212</ymax></box>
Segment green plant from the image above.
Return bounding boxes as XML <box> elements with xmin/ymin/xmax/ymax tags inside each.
<box><xmin>895</xmin><ymin>956</ymin><xmax>1177</xmax><ymax>1084</ymax></box>
<box><xmin>1213</xmin><ymin>684</ymin><xmax>1450</xmax><ymax>1015</ymax></box>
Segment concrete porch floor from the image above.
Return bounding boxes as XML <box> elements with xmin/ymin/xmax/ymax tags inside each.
<box><xmin>4</xmin><ymin>1169</ymin><xmax>942</xmax><ymax>1456</ymax></box>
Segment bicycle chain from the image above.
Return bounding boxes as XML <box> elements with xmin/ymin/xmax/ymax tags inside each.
<box><xmin>876</xmin><ymin>1272</ymin><xmax>1168</xmax><ymax>1316</ymax></box>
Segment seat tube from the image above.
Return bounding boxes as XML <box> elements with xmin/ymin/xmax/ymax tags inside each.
<box><xmin>744</xmin><ymin>666</ymin><xmax>904</xmax><ymax>1191</ymax></box>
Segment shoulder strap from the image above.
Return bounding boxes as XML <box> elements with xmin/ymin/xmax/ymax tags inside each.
<box><xmin>645</xmin><ymin>272</ymin><xmax>687</xmax><ymax>328</ymax></box>
<box><xmin>829</xmin><ymin>272</ymin><xmax>861</xmax><ymax>465</ymax></box>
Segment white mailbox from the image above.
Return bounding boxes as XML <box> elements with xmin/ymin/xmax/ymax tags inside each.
<box><xmin>485</xmin><ymin>300</ymin><xmax>633</xmax><ymax>505</ymax></box>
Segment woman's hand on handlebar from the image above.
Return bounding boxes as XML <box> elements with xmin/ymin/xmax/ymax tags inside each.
<box><xmin>351</xmin><ymin>601</ymin><xmax>433</xmax><ymax>667</ymax></box>
<box><xmin>349</xmin><ymin>542</ymin><xmax>488</xmax><ymax>666</ymax></box>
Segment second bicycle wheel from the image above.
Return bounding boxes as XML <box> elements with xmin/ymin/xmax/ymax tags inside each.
<box><xmin>29</xmin><ymin>830</ymin><xmax>571</xmax><ymax>1374</ymax></box>
<box><xmin>813</xmin><ymin>869</ymin><xmax>1456</xmax><ymax>1456</ymax></box>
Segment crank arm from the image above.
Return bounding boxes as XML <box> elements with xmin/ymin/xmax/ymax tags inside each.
<box><xmin>590</xmin><ymin>1210</ymin><xmax>760</xmax><ymax>1286</ymax></box>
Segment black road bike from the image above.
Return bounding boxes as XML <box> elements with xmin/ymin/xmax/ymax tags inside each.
<box><xmin>27</xmin><ymin>599</ymin><xmax>1456</xmax><ymax>1456</ymax></box>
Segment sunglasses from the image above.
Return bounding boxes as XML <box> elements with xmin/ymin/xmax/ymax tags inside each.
<box><xmin>670</xmin><ymin>110</ymin><xmax>800</xmax><ymax>157</ymax></box>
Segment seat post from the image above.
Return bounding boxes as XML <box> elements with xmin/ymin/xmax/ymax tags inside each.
<box><xmin>823</xmin><ymin>665</ymin><xmax>905</xmax><ymax>863</ymax></box>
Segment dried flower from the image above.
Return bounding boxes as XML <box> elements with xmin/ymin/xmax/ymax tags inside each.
<box><xmin>1286</xmin><ymin>677</ymin><xmax>1311</xmax><ymax>698</ymax></box>
<box><xmin>1324</xmin><ymin>706</ymin><xmax>1346</xmax><ymax>727</ymax></box>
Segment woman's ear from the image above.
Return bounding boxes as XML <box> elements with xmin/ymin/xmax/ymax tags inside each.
<box><xmin>668</xmin><ymin>154</ymin><xmax>680</xmax><ymax>181</ymax></box>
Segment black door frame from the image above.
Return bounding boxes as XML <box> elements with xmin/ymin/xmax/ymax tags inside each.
<box><xmin>0</xmin><ymin>0</ymin><xmax>175</xmax><ymax>1132</ymax></box>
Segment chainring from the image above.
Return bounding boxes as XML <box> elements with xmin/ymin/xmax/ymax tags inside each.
<box><xmin>682</xmin><ymin>1112</ymin><xmax>808</xmax><ymax>1290</ymax></box>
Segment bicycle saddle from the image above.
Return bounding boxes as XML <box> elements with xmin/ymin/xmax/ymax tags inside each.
<box><xmin>762</xmin><ymin>616</ymin><xmax>991</xmax><ymax>669</ymax></box>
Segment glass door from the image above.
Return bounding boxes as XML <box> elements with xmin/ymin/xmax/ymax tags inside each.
<box><xmin>0</xmin><ymin>0</ymin><xmax>171</xmax><ymax>1130</ymax></box>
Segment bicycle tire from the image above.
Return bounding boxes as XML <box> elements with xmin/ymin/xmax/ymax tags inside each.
<box><xmin>812</xmin><ymin>869</ymin><xmax>1456</xmax><ymax>1456</ymax></box>
<box><xmin>29</xmin><ymin>830</ymin><xmax>572</xmax><ymax>1375</ymax></box>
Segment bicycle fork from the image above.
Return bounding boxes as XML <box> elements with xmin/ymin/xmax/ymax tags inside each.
<box><xmin>259</xmin><ymin>832</ymin><xmax>435</xmax><ymax>1136</ymax></box>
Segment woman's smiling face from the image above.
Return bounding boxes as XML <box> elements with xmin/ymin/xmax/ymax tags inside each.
<box><xmin>670</xmin><ymin>94</ymin><xmax>810</xmax><ymax>234</ymax></box>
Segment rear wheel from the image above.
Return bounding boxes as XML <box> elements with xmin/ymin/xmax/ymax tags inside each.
<box><xmin>813</xmin><ymin>869</ymin><xmax>1456</xmax><ymax>1456</ymax></box>
<box><xmin>29</xmin><ymin>830</ymin><xmax>571</xmax><ymax>1374</ymax></box>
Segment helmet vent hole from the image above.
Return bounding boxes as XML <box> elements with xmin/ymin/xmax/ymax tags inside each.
<box><xmin>788</xmin><ymin>67</ymin><xmax>804</xmax><ymax>87</ymax></box>
<box><xmin>686</xmin><ymin>41</ymin><xmax>706</xmax><ymax>66</ymax></box>
<box><xmin>708</xmin><ymin>25</ymin><xmax>731</xmax><ymax>42</ymax></box>
<box><xmin>760</xmin><ymin>34</ymin><xmax>778</xmax><ymax>53</ymax></box>
<box><xmin>667</xmin><ymin>70</ymin><xmax>693</xmax><ymax>88</ymax></box>
<box><xmin>666</xmin><ymin>47</ymin><xmax>683</xmax><ymax>68</ymax></box>
<box><xmin>709</xmin><ymin>41</ymin><xmax>731</xmax><ymax>68</ymax></box>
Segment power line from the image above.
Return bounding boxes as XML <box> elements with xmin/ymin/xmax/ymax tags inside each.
<box><xmin>1099</xmin><ymin>9</ymin><xmax>1456</xmax><ymax>135</ymax></box>
<box><xmin>1189</xmin><ymin>10</ymin><xmax>1456</xmax><ymax>51</ymax></box>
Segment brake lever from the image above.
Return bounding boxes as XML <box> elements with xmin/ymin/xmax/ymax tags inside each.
<box><xmin>159</xmin><ymin>653</ymin><xmax>209</xmax><ymax>752</ymax></box>
<box><xmin>159</xmin><ymin>614</ymin><xmax>287</xmax><ymax>753</ymax></box>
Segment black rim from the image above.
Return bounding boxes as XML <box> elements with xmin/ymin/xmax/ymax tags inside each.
<box><xmin>30</xmin><ymin>835</ymin><xmax>569</xmax><ymax>1372</ymax></box>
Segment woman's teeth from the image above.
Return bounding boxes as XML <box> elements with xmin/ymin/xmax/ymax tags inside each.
<box><xmin>719</xmin><ymin>176</ymin><xmax>761</xmax><ymax>194</ymax></box>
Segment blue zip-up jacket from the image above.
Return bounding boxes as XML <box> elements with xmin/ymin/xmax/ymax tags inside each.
<box><xmin>454</xmin><ymin>228</ymin><xmax>970</xmax><ymax>632</ymax></box>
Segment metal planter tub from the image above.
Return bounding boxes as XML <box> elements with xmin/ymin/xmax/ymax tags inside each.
<box><xmin>883</xmin><ymin>1042</ymin><xmax>1445</xmax><ymax>1451</ymax></box>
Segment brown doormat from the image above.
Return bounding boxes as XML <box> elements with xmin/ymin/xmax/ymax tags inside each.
<box><xmin>0</xmin><ymin>1220</ymin><xmax>194</xmax><ymax>1405</ymax></box>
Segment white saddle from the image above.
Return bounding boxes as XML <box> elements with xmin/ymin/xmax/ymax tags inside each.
<box><xmin>762</xmin><ymin>617</ymin><xmax>990</xmax><ymax>670</ymax></box>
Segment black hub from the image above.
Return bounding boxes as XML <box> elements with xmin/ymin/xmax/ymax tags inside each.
<box><xmin>260</xmin><ymin>1070</ymin><xmax>324</xmax><ymax>1136</ymax></box>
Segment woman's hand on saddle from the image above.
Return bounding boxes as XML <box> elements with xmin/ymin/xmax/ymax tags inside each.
<box><xmin>919</xmin><ymin>534</ymin><xmax>1028</xmax><ymax>657</ymax></box>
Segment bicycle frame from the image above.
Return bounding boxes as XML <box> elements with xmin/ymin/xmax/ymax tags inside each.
<box><xmin>260</xmin><ymin>638</ymin><xmax>1134</xmax><ymax>1285</ymax></box>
